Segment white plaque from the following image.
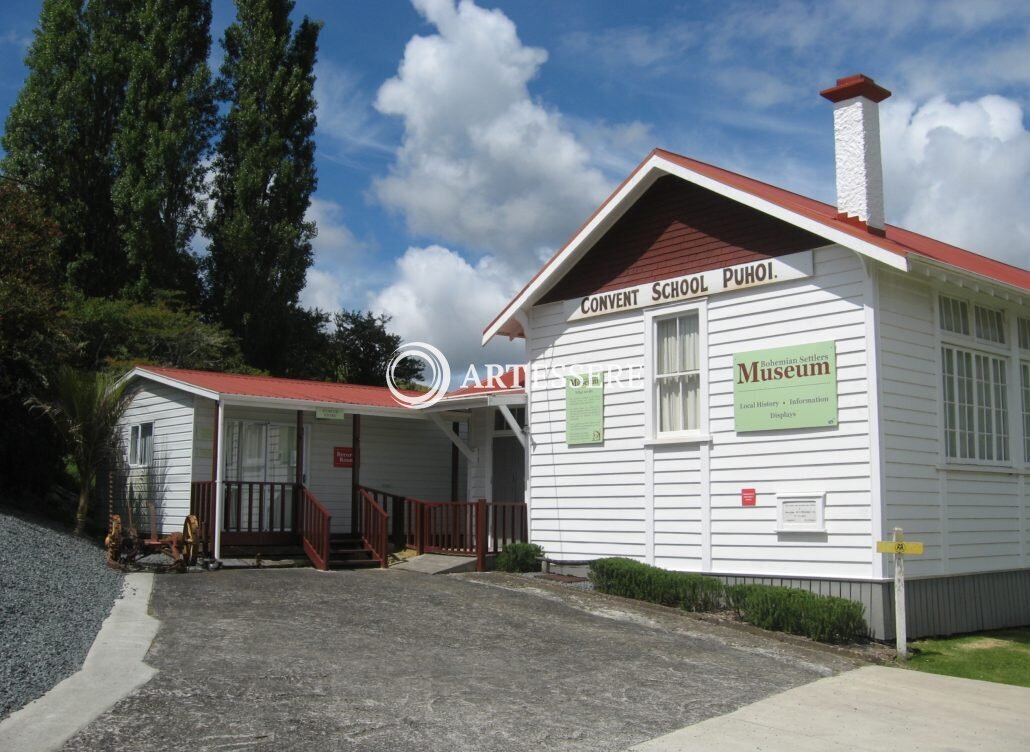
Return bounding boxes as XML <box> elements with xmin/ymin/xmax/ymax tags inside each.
<box><xmin>776</xmin><ymin>492</ymin><xmax>825</xmax><ymax>533</ymax></box>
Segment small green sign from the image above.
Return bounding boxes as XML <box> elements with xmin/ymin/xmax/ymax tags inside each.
<box><xmin>566</xmin><ymin>373</ymin><xmax>604</xmax><ymax>445</ymax></box>
<box><xmin>733</xmin><ymin>341</ymin><xmax>837</xmax><ymax>432</ymax></box>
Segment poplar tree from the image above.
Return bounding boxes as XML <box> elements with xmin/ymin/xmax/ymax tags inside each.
<box><xmin>2</xmin><ymin>0</ymin><xmax>133</xmax><ymax>296</ymax></box>
<box><xmin>112</xmin><ymin>0</ymin><xmax>216</xmax><ymax>304</ymax></box>
<box><xmin>205</xmin><ymin>0</ymin><xmax>322</xmax><ymax>374</ymax></box>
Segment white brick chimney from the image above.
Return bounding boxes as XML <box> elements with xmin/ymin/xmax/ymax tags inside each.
<box><xmin>820</xmin><ymin>74</ymin><xmax>891</xmax><ymax>233</ymax></box>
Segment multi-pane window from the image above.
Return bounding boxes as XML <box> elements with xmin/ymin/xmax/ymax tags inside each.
<box><xmin>128</xmin><ymin>422</ymin><xmax>153</xmax><ymax>466</ymax></box>
<box><xmin>1021</xmin><ymin>320</ymin><xmax>1030</xmax><ymax>463</ymax></box>
<box><xmin>655</xmin><ymin>312</ymin><xmax>700</xmax><ymax>433</ymax></box>
<box><xmin>974</xmin><ymin>305</ymin><xmax>1006</xmax><ymax>344</ymax></box>
<box><xmin>1019</xmin><ymin>317</ymin><xmax>1030</xmax><ymax>352</ymax></box>
<box><xmin>939</xmin><ymin>296</ymin><xmax>970</xmax><ymax>335</ymax></box>
<box><xmin>939</xmin><ymin>296</ymin><xmax>1010</xmax><ymax>463</ymax></box>
<box><xmin>1021</xmin><ymin>362</ymin><xmax>1030</xmax><ymax>464</ymax></box>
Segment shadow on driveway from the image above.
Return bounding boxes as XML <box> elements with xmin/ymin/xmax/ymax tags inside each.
<box><xmin>64</xmin><ymin>568</ymin><xmax>861</xmax><ymax>751</ymax></box>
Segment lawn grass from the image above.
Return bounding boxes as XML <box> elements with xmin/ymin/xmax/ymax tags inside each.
<box><xmin>906</xmin><ymin>628</ymin><xmax>1030</xmax><ymax>687</ymax></box>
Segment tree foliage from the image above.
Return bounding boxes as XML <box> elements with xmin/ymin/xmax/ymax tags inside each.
<box><xmin>204</xmin><ymin>0</ymin><xmax>322</xmax><ymax>374</ymax></box>
<box><xmin>325</xmin><ymin>311</ymin><xmax>423</xmax><ymax>387</ymax></box>
<box><xmin>28</xmin><ymin>368</ymin><xmax>132</xmax><ymax>534</ymax></box>
<box><xmin>2</xmin><ymin>0</ymin><xmax>133</xmax><ymax>296</ymax></box>
<box><xmin>113</xmin><ymin>0</ymin><xmax>217</xmax><ymax>303</ymax></box>
<box><xmin>68</xmin><ymin>294</ymin><xmax>254</xmax><ymax>374</ymax></box>
<box><xmin>0</xmin><ymin>182</ymin><xmax>70</xmax><ymax>494</ymax></box>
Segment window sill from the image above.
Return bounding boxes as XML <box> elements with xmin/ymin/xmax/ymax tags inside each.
<box><xmin>643</xmin><ymin>434</ymin><xmax>712</xmax><ymax>447</ymax></box>
<box><xmin>936</xmin><ymin>464</ymin><xmax>1028</xmax><ymax>476</ymax></box>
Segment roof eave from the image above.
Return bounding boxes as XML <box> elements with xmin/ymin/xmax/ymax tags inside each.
<box><xmin>481</xmin><ymin>153</ymin><xmax>913</xmax><ymax>346</ymax></box>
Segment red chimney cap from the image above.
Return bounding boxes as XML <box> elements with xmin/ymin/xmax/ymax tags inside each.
<box><xmin>820</xmin><ymin>74</ymin><xmax>891</xmax><ymax>104</ymax></box>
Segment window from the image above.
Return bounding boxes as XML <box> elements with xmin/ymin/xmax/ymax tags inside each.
<box><xmin>939</xmin><ymin>295</ymin><xmax>1010</xmax><ymax>464</ymax></box>
<box><xmin>1021</xmin><ymin>362</ymin><xmax>1030</xmax><ymax>464</ymax></box>
<box><xmin>655</xmin><ymin>312</ymin><xmax>700</xmax><ymax>433</ymax></box>
<box><xmin>1020</xmin><ymin>320</ymin><xmax>1030</xmax><ymax>463</ymax></box>
<box><xmin>128</xmin><ymin>422</ymin><xmax>153</xmax><ymax>467</ymax></box>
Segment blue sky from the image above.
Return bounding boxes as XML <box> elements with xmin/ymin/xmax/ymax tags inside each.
<box><xmin>2</xmin><ymin>0</ymin><xmax>1028</xmax><ymax>374</ymax></box>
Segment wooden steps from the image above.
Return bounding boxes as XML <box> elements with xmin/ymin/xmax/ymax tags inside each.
<box><xmin>328</xmin><ymin>534</ymin><xmax>380</xmax><ymax>569</ymax></box>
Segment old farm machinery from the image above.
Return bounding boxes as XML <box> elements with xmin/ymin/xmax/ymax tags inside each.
<box><xmin>105</xmin><ymin>506</ymin><xmax>207</xmax><ymax>572</ymax></box>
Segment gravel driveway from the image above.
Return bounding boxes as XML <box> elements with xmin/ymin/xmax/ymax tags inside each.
<box><xmin>0</xmin><ymin>513</ymin><xmax>123</xmax><ymax>720</ymax></box>
<box><xmin>63</xmin><ymin>567</ymin><xmax>861</xmax><ymax>752</ymax></box>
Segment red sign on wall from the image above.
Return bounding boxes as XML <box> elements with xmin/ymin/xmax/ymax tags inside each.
<box><xmin>333</xmin><ymin>446</ymin><xmax>353</xmax><ymax>468</ymax></box>
<box><xmin>742</xmin><ymin>488</ymin><xmax>757</xmax><ymax>507</ymax></box>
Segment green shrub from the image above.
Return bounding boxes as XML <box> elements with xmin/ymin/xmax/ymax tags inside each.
<box><xmin>727</xmin><ymin>584</ymin><xmax>867</xmax><ymax>643</ymax></box>
<box><xmin>588</xmin><ymin>558</ymin><xmax>724</xmax><ymax>612</ymax></box>
<box><xmin>496</xmin><ymin>542</ymin><xmax>544</xmax><ymax>572</ymax></box>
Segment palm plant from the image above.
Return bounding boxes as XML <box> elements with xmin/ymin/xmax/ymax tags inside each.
<box><xmin>29</xmin><ymin>367</ymin><xmax>132</xmax><ymax>535</ymax></box>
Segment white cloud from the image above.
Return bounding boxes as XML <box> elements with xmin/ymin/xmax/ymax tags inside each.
<box><xmin>372</xmin><ymin>0</ymin><xmax>611</xmax><ymax>263</ymax></box>
<box><xmin>308</xmin><ymin>197</ymin><xmax>363</xmax><ymax>263</ymax></box>
<box><xmin>368</xmin><ymin>245</ymin><xmax>525</xmax><ymax>383</ymax></box>
<box><xmin>300</xmin><ymin>268</ymin><xmax>346</xmax><ymax>312</ymax></box>
<box><xmin>299</xmin><ymin>198</ymin><xmax>371</xmax><ymax>312</ymax></box>
<box><xmin>563</xmin><ymin>23</ymin><xmax>694</xmax><ymax>73</ymax></box>
<box><xmin>882</xmin><ymin>94</ymin><xmax>1030</xmax><ymax>268</ymax></box>
<box><xmin>314</xmin><ymin>60</ymin><xmax>392</xmax><ymax>156</ymax></box>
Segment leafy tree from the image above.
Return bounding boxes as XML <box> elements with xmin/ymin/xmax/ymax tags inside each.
<box><xmin>68</xmin><ymin>294</ymin><xmax>254</xmax><ymax>374</ymax></box>
<box><xmin>112</xmin><ymin>0</ymin><xmax>217</xmax><ymax>303</ymax></box>
<box><xmin>325</xmin><ymin>311</ymin><xmax>423</xmax><ymax>387</ymax></box>
<box><xmin>0</xmin><ymin>181</ymin><xmax>71</xmax><ymax>493</ymax></box>
<box><xmin>28</xmin><ymin>368</ymin><xmax>131</xmax><ymax>535</ymax></box>
<box><xmin>204</xmin><ymin>0</ymin><xmax>322</xmax><ymax>374</ymax></box>
<box><xmin>2</xmin><ymin>0</ymin><xmax>134</xmax><ymax>296</ymax></box>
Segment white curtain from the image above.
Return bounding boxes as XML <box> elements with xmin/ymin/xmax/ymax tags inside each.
<box><xmin>656</xmin><ymin>313</ymin><xmax>699</xmax><ymax>432</ymax></box>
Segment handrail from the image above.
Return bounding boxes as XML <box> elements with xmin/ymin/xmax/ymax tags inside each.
<box><xmin>299</xmin><ymin>487</ymin><xmax>331</xmax><ymax>571</ymax></box>
<box><xmin>357</xmin><ymin>485</ymin><xmax>406</xmax><ymax>548</ymax></box>
<box><xmin>358</xmin><ymin>488</ymin><xmax>389</xmax><ymax>568</ymax></box>
<box><xmin>402</xmin><ymin>497</ymin><xmax>528</xmax><ymax>571</ymax></box>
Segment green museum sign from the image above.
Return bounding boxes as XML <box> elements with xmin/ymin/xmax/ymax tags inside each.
<box><xmin>566</xmin><ymin>373</ymin><xmax>604</xmax><ymax>445</ymax></box>
<box><xmin>733</xmin><ymin>341</ymin><xmax>838</xmax><ymax>432</ymax></box>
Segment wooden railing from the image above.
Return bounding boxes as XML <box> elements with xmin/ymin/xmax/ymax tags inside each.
<box><xmin>403</xmin><ymin>497</ymin><xmax>528</xmax><ymax>571</ymax></box>
<box><xmin>299</xmin><ymin>487</ymin><xmax>331</xmax><ymax>571</ymax></box>
<box><xmin>189</xmin><ymin>480</ymin><xmax>216</xmax><ymax>549</ymax></box>
<box><xmin>222</xmin><ymin>481</ymin><xmax>297</xmax><ymax>543</ymax></box>
<box><xmin>358</xmin><ymin>486</ymin><xmax>406</xmax><ymax>548</ymax></box>
<box><xmin>358</xmin><ymin>488</ymin><xmax>389</xmax><ymax>568</ymax></box>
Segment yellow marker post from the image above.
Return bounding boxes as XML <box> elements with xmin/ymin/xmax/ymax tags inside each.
<box><xmin>875</xmin><ymin>527</ymin><xmax>924</xmax><ymax>658</ymax></box>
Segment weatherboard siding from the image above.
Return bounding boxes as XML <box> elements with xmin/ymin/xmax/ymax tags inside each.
<box><xmin>527</xmin><ymin>244</ymin><xmax>878</xmax><ymax>579</ymax></box>
<box><xmin>528</xmin><ymin>302</ymin><xmax>648</xmax><ymax>560</ymax></box>
<box><xmin>878</xmin><ymin>270</ymin><xmax>1030</xmax><ymax>577</ymax></box>
<box><xmin>118</xmin><ymin>382</ymin><xmax>196</xmax><ymax>535</ymax></box>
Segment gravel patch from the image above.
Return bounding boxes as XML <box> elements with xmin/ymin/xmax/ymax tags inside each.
<box><xmin>0</xmin><ymin>512</ymin><xmax>124</xmax><ymax>720</ymax></box>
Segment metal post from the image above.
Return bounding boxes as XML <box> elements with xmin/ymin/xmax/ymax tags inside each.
<box><xmin>894</xmin><ymin>527</ymin><xmax>907</xmax><ymax>658</ymax></box>
<box><xmin>214</xmin><ymin>400</ymin><xmax>226</xmax><ymax>560</ymax></box>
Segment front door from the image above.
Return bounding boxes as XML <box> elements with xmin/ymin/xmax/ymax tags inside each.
<box><xmin>491</xmin><ymin>436</ymin><xmax>525</xmax><ymax>503</ymax></box>
<box><xmin>224</xmin><ymin>421</ymin><xmax>297</xmax><ymax>533</ymax></box>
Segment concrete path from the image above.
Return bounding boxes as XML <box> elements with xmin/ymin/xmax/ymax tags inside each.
<box><xmin>390</xmin><ymin>552</ymin><xmax>477</xmax><ymax>574</ymax></box>
<box><xmin>0</xmin><ymin>573</ymin><xmax>160</xmax><ymax>752</ymax></box>
<box><xmin>631</xmin><ymin>664</ymin><xmax>1030</xmax><ymax>752</ymax></box>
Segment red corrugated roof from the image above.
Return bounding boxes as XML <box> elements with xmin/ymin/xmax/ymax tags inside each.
<box><xmin>485</xmin><ymin>147</ymin><xmax>1030</xmax><ymax>340</ymax></box>
<box><xmin>136</xmin><ymin>366</ymin><xmax>422</xmax><ymax>408</ymax></box>
<box><xmin>443</xmin><ymin>366</ymin><xmax>526</xmax><ymax>400</ymax></box>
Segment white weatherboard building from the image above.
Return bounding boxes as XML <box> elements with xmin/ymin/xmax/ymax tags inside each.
<box><xmin>482</xmin><ymin>75</ymin><xmax>1030</xmax><ymax>639</ymax></box>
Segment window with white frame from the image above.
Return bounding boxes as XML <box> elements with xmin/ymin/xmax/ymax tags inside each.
<box><xmin>128</xmin><ymin>422</ymin><xmax>153</xmax><ymax>467</ymax></box>
<box><xmin>655</xmin><ymin>311</ymin><xmax>701</xmax><ymax>434</ymax></box>
<box><xmin>939</xmin><ymin>295</ymin><xmax>1009</xmax><ymax>463</ymax></box>
<box><xmin>1020</xmin><ymin>317</ymin><xmax>1030</xmax><ymax>463</ymax></box>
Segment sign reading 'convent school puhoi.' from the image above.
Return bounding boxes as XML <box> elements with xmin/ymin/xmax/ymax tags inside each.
<box><xmin>733</xmin><ymin>341</ymin><xmax>838</xmax><ymax>432</ymax></box>
<box><xmin>568</xmin><ymin>250</ymin><xmax>813</xmax><ymax>321</ymax></box>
